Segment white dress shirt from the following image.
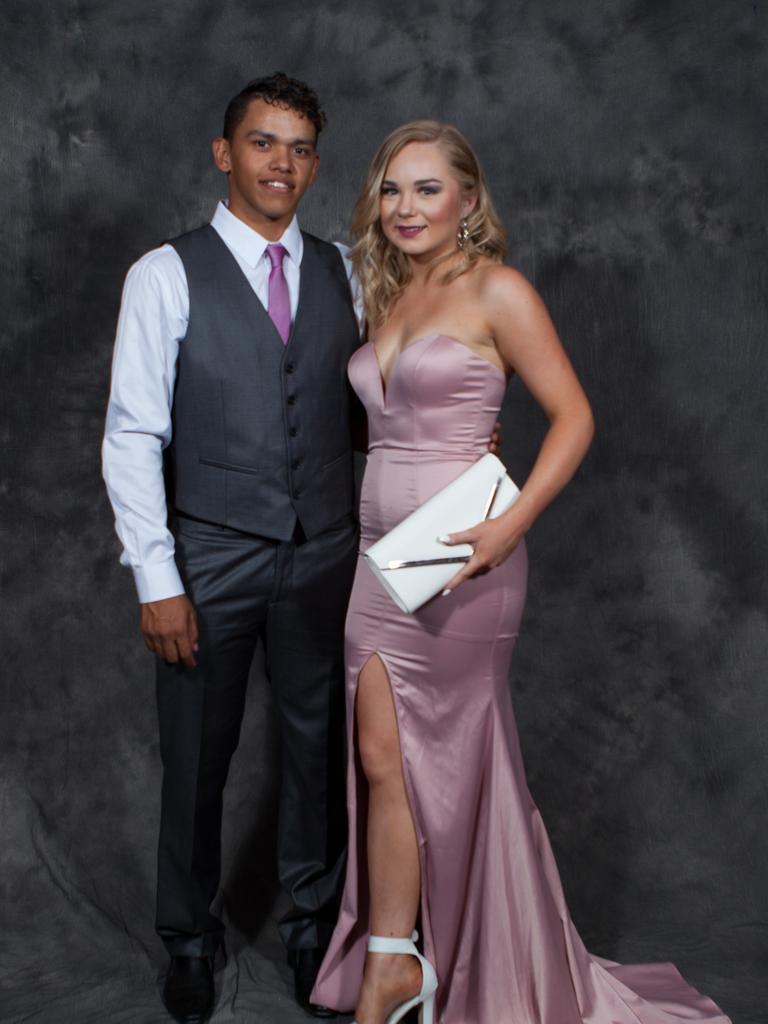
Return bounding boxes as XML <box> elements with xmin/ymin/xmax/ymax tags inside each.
<box><xmin>102</xmin><ymin>201</ymin><xmax>358</xmax><ymax>603</ymax></box>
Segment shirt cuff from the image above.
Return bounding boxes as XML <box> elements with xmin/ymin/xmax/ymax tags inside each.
<box><xmin>132</xmin><ymin>560</ymin><xmax>186</xmax><ymax>604</ymax></box>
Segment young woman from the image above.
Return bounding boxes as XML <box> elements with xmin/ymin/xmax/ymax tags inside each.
<box><xmin>311</xmin><ymin>121</ymin><xmax>730</xmax><ymax>1024</ymax></box>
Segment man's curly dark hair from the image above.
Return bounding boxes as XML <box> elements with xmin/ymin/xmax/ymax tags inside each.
<box><xmin>223</xmin><ymin>72</ymin><xmax>326</xmax><ymax>142</ymax></box>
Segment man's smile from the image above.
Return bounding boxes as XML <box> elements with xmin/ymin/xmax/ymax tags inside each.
<box><xmin>260</xmin><ymin>178</ymin><xmax>294</xmax><ymax>192</ymax></box>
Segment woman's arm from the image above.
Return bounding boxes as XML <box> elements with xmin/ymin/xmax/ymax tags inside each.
<box><xmin>442</xmin><ymin>265</ymin><xmax>594</xmax><ymax>592</ymax></box>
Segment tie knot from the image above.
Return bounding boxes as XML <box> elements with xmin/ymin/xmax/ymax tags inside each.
<box><xmin>267</xmin><ymin>243</ymin><xmax>287</xmax><ymax>268</ymax></box>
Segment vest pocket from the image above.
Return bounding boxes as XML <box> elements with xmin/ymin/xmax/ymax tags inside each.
<box><xmin>192</xmin><ymin>379</ymin><xmax>228</xmax><ymax>465</ymax></box>
<box><xmin>198</xmin><ymin>456</ymin><xmax>263</xmax><ymax>476</ymax></box>
<box><xmin>321</xmin><ymin>451</ymin><xmax>348</xmax><ymax>470</ymax></box>
<box><xmin>317</xmin><ymin>451</ymin><xmax>353</xmax><ymax>516</ymax></box>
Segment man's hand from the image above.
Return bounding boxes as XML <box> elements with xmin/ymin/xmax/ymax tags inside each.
<box><xmin>140</xmin><ymin>594</ymin><xmax>199</xmax><ymax>668</ymax></box>
<box><xmin>488</xmin><ymin>420</ymin><xmax>502</xmax><ymax>455</ymax></box>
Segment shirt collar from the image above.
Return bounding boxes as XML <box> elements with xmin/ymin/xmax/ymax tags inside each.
<box><xmin>211</xmin><ymin>200</ymin><xmax>304</xmax><ymax>269</ymax></box>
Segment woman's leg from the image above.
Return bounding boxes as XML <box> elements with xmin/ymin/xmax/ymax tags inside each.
<box><xmin>355</xmin><ymin>654</ymin><xmax>423</xmax><ymax>1023</ymax></box>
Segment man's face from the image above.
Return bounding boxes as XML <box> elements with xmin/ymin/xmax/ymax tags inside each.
<box><xmin>212</xmin><ymin>98</ymin><xmax>319</xmax><ymax>238</ymax></box>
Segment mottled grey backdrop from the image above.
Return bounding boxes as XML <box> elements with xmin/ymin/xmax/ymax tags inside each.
<box><xmin>1</xmin><ymin>1</ymin><xmax>765</xmax><ymax>1021</ymax></box>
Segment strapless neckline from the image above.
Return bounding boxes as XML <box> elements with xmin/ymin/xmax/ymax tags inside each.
<box><xmin>365</xmin><ymin>333</ymin><xmax>507</xmax><ymax>405</ymax></box>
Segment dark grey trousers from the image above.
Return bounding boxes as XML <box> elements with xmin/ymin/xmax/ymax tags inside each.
<box><xmin>155</xmin><ymin>512</ymin><xmax>357</xmax><ymax>957</ymax></box>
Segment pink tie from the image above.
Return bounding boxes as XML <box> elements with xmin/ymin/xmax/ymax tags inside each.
<box><xmin>266</xmin><ymin>243</ymin><xmax>291</xmax><ymax>345</ymax></box>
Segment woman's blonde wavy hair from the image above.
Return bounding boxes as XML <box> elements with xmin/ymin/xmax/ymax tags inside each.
<box><xmin>350</xmin><ymin>120</ymin><xmax>507</xmax><ymax>329</ymax></box>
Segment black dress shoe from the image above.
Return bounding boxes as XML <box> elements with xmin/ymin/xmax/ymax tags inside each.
<box><xmin>289</xmin><ymin>948</ymin><xmax>337</xmax><ymax>1018</ymax></box>
<box><xmin>162</xmin><ymin>955</ymin><xmax>215</xmax><ymax>1024</ymax></box>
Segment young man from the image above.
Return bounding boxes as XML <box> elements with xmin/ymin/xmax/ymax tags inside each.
<box><xmin>103</xmin><ymin>74</ymin><xmax>359</xmax><ymax>1023</ymax></box>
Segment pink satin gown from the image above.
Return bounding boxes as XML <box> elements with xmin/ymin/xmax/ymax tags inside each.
<box><xmin>312</xmin><ymin>333</ymin><xmax>731</xmax><ymax>1024</ymax></box>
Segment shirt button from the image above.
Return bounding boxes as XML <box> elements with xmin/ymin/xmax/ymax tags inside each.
<box><xmin>289</xmin><ymin>426</ymin><xmax>297</xmax><ymax>437</ymax></box>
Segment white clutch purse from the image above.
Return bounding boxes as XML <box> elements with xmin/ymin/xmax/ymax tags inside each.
<box><xmin>363</xmin><ymin>453</ymin><xmax>520</xmax><ymax>613</ymax></box>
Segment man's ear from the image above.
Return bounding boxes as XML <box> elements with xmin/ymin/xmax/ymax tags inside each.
<box><xmin>308</xmin><ymin>151</ymin><xmax>320</xmax><ymax>185</ymax></box>
<box><xmin>212</xmin><ymin>137</ymin><xmax>231</xmax><ymax>174</ymax></box>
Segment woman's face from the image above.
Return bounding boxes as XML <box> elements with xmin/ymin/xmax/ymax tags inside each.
<box><xmin>379</xmin><ymin>141</ymin><xmax>475</xmax><ymax>261</ymax></box>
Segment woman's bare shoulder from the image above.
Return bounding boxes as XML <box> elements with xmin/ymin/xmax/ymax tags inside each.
<box><xmin>472</xmin><ymin>263</ymin><xmax>549</xmax><ymax>326</ymax></box>
<box><xmin>475</xmin><ymin>262</ymin><xmax>536</xmax><ymax>301</ymax></box>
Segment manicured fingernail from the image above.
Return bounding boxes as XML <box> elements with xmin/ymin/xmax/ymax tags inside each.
<box><xmin>437</xmin><ymin>535</ymin><xmax>451</xmax><ymax>544</ymax></box>
<box><xmin>441</xmin><ymin>589</ymin><xmax>452</xmax><ymax>597</ymax></box>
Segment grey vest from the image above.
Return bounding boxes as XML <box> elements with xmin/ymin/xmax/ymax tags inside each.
<box><xmin>168</xmin><ymin>225</ymin><xmax>360</xmax><ymax>539</ymax></box>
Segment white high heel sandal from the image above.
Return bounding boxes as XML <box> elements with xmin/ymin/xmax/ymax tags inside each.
<box><xmin>354</xmin><ymin>929</ymin><xmax>438</xmax><ymax>1024</ymax></box>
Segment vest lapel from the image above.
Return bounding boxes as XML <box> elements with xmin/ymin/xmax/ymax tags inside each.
<box><xmin>287</xmin><ymin>233</ymin><xmax>319</xmax><ymax>350</ymax></box>
<box><xmin>205</xmin><ymin>226</ymin><xmax>290</xmax><ymax>350</ymax></box>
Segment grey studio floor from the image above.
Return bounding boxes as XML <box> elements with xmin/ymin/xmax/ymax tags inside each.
<box><xmin>1</xmin><ymin>645</ymin><xmax>757</xmax><ymax>1024</ymax></box>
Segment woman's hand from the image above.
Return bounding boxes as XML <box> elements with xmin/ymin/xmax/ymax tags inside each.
<box><xmin>439</xmin><ymin>515</ymin><xmax>525</xmax><ymax>595</ymax></box>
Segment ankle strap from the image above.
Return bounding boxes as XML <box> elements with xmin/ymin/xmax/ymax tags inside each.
<box><xmin>367</xmin><ymin>930</ymin><xmax>419</xmax><ymax>954</ymax></box>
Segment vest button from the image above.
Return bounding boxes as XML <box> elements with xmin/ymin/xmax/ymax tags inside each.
<box><xmin>293</xmin><ymin>489</ymin><xmax>302</xmax><ymax>499</ymax></box>
<box><xmin>285</xmin><ymin>362</ymin><xmax>295</xmax><ymax>374</ymax></box>
<box><xmin>289</xmin><ymin>426</ymin><xmax>297</xmax><ymax>437</ymax></box>
<box><xmin>291</xmin><ymin>459</ymin><xmax>300</xmax><ymax>470</ymax></box>
<box><xmin>287</xmin><ymin>395</ymin><xmax>296</xmax><ymax>405</ymax></box>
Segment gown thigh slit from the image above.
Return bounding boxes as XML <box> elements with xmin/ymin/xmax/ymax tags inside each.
<box><xmin>311</xmin><ymin>334</ymin><xmax>731</xmax><ymax>1024</ymax></box>
<box><xmin>354</xmin><ymin>650</ymin><xmax>435</xmax><ymax>955</ymax></box>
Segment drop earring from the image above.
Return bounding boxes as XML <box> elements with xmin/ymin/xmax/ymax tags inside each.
<box><xmin>457</xmin><ymin>218</ymin><xmax>469</xmax><ymax>248</ymax></box>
